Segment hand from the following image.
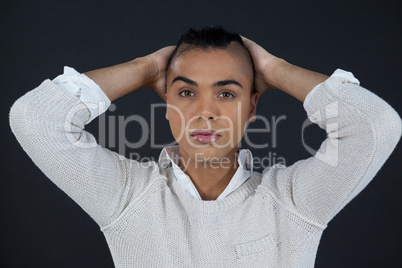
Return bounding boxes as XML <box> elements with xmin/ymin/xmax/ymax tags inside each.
<box><xmin>241</xmin><ymin>36</ymin><xmax>282</xmax><ymax>95</ymax></box>
<box><xmin>242</xmin><ymin>36</ymin><xmax>329</xmax><ymax>102</ymax></box>
<box><xmin>143</xmin><ymin>46</ymin><xmax>176</xmax><ymax>99</ymax></box>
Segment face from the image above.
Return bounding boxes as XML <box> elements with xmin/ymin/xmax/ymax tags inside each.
<box><xmin>164</xmin><ymin>48</ymin><xmax>259</xmax><ymax>163</ymax></box>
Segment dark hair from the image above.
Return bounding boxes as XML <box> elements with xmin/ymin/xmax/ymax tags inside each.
<box><xmin>166</xmin><ymin>25</ymin><xmax>255</xmax><ymax>92</ymax></box>
<box><xmin>175</xmin><ymin>25</ymin><xmax>243</xmax><ymax>48</ymax></box>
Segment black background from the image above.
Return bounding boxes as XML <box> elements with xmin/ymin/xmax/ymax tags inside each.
<box><xmin>1</xmin><ymin>0</ymin><xmax>401</xmax><ymax>267</ymax></box>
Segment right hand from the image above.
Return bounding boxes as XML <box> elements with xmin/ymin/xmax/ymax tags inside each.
<box><xmin>143</xmin><ymin>46</ymin><xmax>175</xmax><ymax>99</ymax></box>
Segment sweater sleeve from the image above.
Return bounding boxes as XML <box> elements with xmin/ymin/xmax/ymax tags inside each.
<box><xmin>261</xmin><ymin>75</ymin><xmax>401</xmax><ymax>226</ymax></box>
<box><xmin>9</xmin><ymin>79</ymin><xmax>156</xmax><ymax>227</ymax></box>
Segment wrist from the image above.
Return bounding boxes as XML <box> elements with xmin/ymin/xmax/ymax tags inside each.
<box><xmin>127</xmin><ymin>56</ymin><xmax>155</xmax><ymax>89</ymax></box>
<box><xmin>264</xmin><ymin>58</ymin><xmax>288</xmax><ymax>89</ymax></box>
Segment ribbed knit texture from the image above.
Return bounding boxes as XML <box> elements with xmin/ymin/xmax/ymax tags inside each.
<box><xmin>9</xmin><ymin>77</ymin><xmax>401</xmax><ymax>267</ymax></box>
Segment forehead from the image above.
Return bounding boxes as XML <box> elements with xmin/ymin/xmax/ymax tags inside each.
<box><xmin>167</xmin><ymin>48</ymin><xmax>253</xmax><ymax>85</ymax></box>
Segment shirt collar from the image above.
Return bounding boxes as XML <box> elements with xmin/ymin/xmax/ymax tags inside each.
<box><xmin>158</xmin><ymin>145</ymin><xmax>253</xmax><ymax>173</ymax></box>
<box><xmin>158</xmin><ymin>145</ymin><xmax>254</xmax><ymax>200</ymax></box>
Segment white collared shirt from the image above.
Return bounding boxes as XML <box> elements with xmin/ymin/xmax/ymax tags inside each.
<box><xmin>159</xmin><ymin>146</ymin><xmax>253</xmax><ymax>200</ymax></box>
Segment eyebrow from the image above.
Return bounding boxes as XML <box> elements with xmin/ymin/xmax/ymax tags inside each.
<box><xmin>171</xmin><ymin>76</ymin><xmax>243</xmax><ymax>88</ymax></box>
<box><xmin>213</xmin><ymin>80</ymin><xmax>242</xmax><ymax>88</ymax></box>
<box><xmin>171</xmin><ymin>76</ymin><xmax>198</xmax><ymax>86</ymax></box>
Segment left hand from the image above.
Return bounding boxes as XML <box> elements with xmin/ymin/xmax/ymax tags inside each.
<box><xmin>241</xmin><ymin>36</ymin><xmax>282</xmax><ymax>95</ymax></box>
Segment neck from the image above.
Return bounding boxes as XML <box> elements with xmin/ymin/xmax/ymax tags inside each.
<box><xmin>178</xmin><ymin>147</ymin><xmax>239</xmax><ymax>201</ymax></box>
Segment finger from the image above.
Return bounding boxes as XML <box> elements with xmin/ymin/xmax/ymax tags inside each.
<box><xmin>155</xmin><ymin>46</ymin><xmax>175</xmax><ymax>56</ymax></box>
<box><xmin>166</xmin><ymin>45</ymin><xmax>176</xmax><ymax>51</ymax></box>
<box><xmin>240</xmin><ymin>35</ymin><xmax>248</xmax><ymax>41</ymax></box>
<box><xmin>241</xmin><ymin>35</ymin><xmax>249</xmax><ymax>45</ymax></box>
<box><xmin>164</xmin><ymin>45</ymin><xmax>176</xmax><ymax>51</ymax></box>
<box><xmin>240</xmin><ymin>36</ymin><xmax>255</xmax><ymax>50</ymax></box>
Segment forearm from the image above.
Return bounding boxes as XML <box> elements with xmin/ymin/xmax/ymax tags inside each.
<box><xmin>84</xmin><ymin>56</ymin><xmax>152</xmax><ymax>102</ymax></box>
<box><xmin>266</xmin><ymin>59</ymin><xmax>329</xmax><ymax>102</ymax></box>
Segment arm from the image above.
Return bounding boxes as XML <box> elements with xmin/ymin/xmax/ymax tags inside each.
<box><xmin>244</xmin><ymin>37</ymin><xmax>401</xmax><ymax>225</ymax></box>
<box><xmin>84</xmin><ymin>46</ymin><xmax>174</xmax><ymax>101</ymax></box>
<box><xmin>9</xmin><ymin>46</ymin><xmax>174</xmax><ymax>227</ymax></box>
<box><xmin>242</xmin><ymin>36</ymin><xmax>328</xmax><ymax>101</ymax></box>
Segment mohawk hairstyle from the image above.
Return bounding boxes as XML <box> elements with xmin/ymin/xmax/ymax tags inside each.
<box><xmin>175</xmin><ymin>25</ymin><xmax>243</xmax><ymax>48</ymax></box>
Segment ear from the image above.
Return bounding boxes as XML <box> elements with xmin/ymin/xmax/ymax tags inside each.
<box><xmin>248</xmin><ymin>91</ymin><xmax>259</xmax><ymax>123</ymax></box>
<box><xmin>164</xmin><ymin>93</ymin><xmax>169</xmax><ymax>120</ymax></box>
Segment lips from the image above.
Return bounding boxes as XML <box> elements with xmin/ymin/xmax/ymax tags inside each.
<box><xmin>191</xmin><ymin>129</ymin><xmax>221</xmax><ymax>143</ymax></box>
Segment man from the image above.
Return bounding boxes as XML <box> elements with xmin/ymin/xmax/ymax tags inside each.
<box><xmin>10</xmin><ymin>26</ymin><xmax>401</xmax><ymax>267</ymax></box>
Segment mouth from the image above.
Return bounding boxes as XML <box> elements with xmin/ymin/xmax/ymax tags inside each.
<box><xmin>190</xmin><ymin>129</ymin><xmax>221</xmax><ymax>143</ymax></box>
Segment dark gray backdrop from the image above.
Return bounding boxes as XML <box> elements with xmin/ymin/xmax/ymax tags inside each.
<box><xmin>1</xmin><ymin>0</ymin><xmax>401</xmax><ymax>267</ymax></box>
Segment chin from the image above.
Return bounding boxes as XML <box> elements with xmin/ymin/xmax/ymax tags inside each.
<box><xmin>183</xmin><ymin>143</ymin><xmax>236</xmax><ymax>161</ymax></box>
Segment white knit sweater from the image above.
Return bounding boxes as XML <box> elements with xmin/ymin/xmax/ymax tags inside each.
<box><xmin>9</xmin><ymin>76</ymin><xmax>401</xmax><ymax>267</ymax></box>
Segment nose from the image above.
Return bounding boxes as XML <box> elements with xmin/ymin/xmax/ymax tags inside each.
<box><xmin>196</xmin><ymin>96</ymin><xmax>218</xmax><ymax>121</ymax></box>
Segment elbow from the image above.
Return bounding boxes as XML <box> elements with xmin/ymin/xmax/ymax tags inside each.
<box><xmin>9</xmin><ymin>95</ymin><xmax>29</xmax><ymax>139</ymax></box>
<box><xmin>9</xmin><ymin>89</ymin><xmax>42</xmax><ymax>141</ymax></box>
<box><xmin>374</xmin><ymin>103</ymin><xmax>401</xmax><ymax>152</ymax></box>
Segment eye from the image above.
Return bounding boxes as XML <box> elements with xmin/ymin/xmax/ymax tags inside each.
<box><xmin>219</xmin><ymin>91</ymin><xmax>235</xmax><ymax>99</ymax></box>
<box><xmin>179</xmin><ymin>90</ymin><xmax>194</xmax><ymax>97</ymax></box>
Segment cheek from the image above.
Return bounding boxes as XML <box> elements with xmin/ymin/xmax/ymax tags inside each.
<box><xmin>166</xmin><ymin>105</ymin><xmax>190</xmax><ymax>142</ymax></box>
<box><xmin>238</xmin><ymin>103</ymin><xmax>252</xmax><ymax>133</ymax></box>
<box><xmin>167</xmin><ymin>109</ymin><xmax>182</xmax><ymax>134</ymax></box>
<box><xmin>231</xmin><ymin>101</ymin><xmax>251</xmax><ymax>123</ymax></box>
